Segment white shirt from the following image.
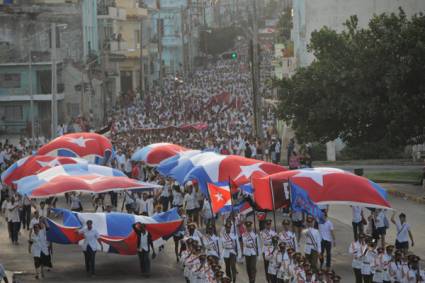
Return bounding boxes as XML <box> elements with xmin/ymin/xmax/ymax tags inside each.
<box><xmin>278</xmin><ymin>230</ymin><xmax>297</xmax><ymax>251</ymax></box>
<box><xmin>348</xmin><ymin>241</ymin><xmax>363</xmax><ymax>269</ymax></box>
<box><xmin>184</xmin><ymin>191</ymin><xmax>198</xmax><ymax>210</ymax></box>
<box><xmin>203</xmin><ymin>234</ymin><xmax>221</xmax><ymax>258</ymax></box>
<box><xmin>318</xmin><ymin>220</ymin><xmax>334</xmax><ymax>242</ymax></box>
<box><xmin>38</xmin><ymin>207</ymin><xmax>49</xmax><ymax>218</ymax></box>
<box><xmin>138</xmin><ymin>232</ymin><xmax>150</xmax><ymax>252</ymax></box>
<box><xmin>6</xmin><ymin>202</ymin><xmax>20</xmax><ymax>222</ymax></box>
<box><xmin>220</xmin><ymin>231</ymin><xmax>240</xmax><ymax>258</ymax></box>
<box><xmin>172</xmin><ymin>191</ymin><xmax>183</xmax><ymax>206</ymax></box>
<box><xmin>31</xmin><ymin>230</ymin><xmax>49</xmax><ymax>257</ymax></box>
<box><xmin>79</xmin><ymin>227</ymin><xmax>100</xmax><ymax>251</ymax></box>
<box><xmin>260</xmin><ymin>228</ymin><xmax>277</xmax><ymax>254</ymax></box>
<box><xmin>242</xmin><ymin>231</ymin><xmax>260</xmax><ymax>256</ymax></box>
<box><xmin>352</xmin><ymin>206</ymin><xmax>363</xmax><ymax>223</ymax></box>
<box><xmin>361</xmin><ymin>249</ymin><xmax>376</xmax><ymax>275</ymax></box>
<box><xmin>395</xmin><ymin>221</ymin><xmax>411</xmax><ymax>243</ymax></box>
<box><xmin>375</xmin><ymin>210</ymin><xmax>386</xmax><ymax>228</ymax></box>
<box><xmin>302</xmin><ymin>228</ymin><xmax>322</xmax><ymax>254</ymax></box>
<box><xmin>70</xmin><ymin>195</ymin><xmax>81</xmax><ymax>210</ymax></box>
<box><xmin>138</xmin><ymin>198</ymin><xmax>154</xmax><ymax>216</ymax></box>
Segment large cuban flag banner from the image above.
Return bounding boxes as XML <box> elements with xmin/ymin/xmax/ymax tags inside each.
<box><xmin>252</xmin><ymin>167</ymin><xmax>391</xmax><ymax>210</ymax></box>
<box><xmin>183</xmin><ymin>155</ymin><xmax>286</xmax><ymax>194</ymax></box>
<box><xmin>16</xmin><ymin>164</ymin><xmax>162</xmax><ymax>198</ymax></box>
<box><xmin>46</xmin><ymin>208</ymin><xmax>183</xmax><ymax>255</ymax></box>
<box><xmin>37</xmin><ymin>132</ymin><xmax>113</xmax><ymax>164</ymax></box>
<box><xmin>131</xmin><ymin>143</ymin><xmax>187</xmax><ymax>167</ymax></box>
<box><xmin>1</xmin><ymin>155</ymin><xmax>88</xmax><ymax>186</ymax></box>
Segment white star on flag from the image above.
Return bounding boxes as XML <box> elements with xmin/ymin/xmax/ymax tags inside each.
<box><xmin>81</xmin><ymin>175</ymin><xmax>107</xmax><ymax>185</ymax></box>
<box><xmin>234</xmin><ymin>163</ymin><xmax>266</xmax><ymax>181</ymax></box>
<box><xmin>214</xmin><ymin>192</ymin><xmax>224</xmax><ymax>202</ymax></box>
<box><xmin>292</xmin><ymin>167</ymin><xmax>343</xmax><ymax>186</ymax></box>
<box><xmin>36</xmin><ymin>159</ymin><xmax>62</xmax><ymax>168</ymax></box>
<box><xmin>65</xmin><ymin>136</ymin><xmax>95</xmax><ymax>147</ymax></box>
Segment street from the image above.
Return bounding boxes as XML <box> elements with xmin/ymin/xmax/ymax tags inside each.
<box><xmin>1</xmin><ymin>184</ymin><xmax>423</xmax><ymax>282</ymax></box>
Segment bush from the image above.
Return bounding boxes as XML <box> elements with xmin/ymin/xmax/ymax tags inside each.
<box><xmin>338</xmin><ymin>142</ymin><xmax>405</xmax><ymax>160</ymax></box>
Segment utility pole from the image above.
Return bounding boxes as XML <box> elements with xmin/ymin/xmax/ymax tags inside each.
<box><xmin>180</xmin><ymin>6</ymin><xmax>186</xmax><ymax>78</ymax></box>
<box><xmin>251</xmin><ymin>0</ymin><xmax>262</xmax><ymax>139</ymax></box>
<box><xmin>139</xmin><ymin>19</ymin><xmax>145</xmax><ymax>98</ymax></box>
<box><xmin>51</xmin><ymin>23</ymin><xmax>58</xmax><ymax>139</ymax></box>
<box><xmin>28</xmin><ymin>49</ymin><xmax>35</xmax><ymax>146</ymax></box>
<box><xmin>157</xmin><ymin>16</ymin><xmax>163</xmax><ymax>90</ymax></box>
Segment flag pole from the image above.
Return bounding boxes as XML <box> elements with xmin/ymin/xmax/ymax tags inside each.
<box><xmin>206</xmin><ymin>182</ymin><xmax>216</xmax><ymax>233</ymax></box>
<box><xmin>269</xmin><ymin>176</ymin><xmax>277</xmax><ymax>231</ymax></box>
<box><xmin>228</xmin><ymin>177</ymin><xmax>238</xmax><ymax>237</ymax></box>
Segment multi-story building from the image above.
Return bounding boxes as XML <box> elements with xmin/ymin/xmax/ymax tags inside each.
<box><xmin>97</xmin><ymin>0</ymin><xmax>155</xmax><ymax>97</ymax></box>
<box><xmin>0</xmin><ymin>0</ymin><xmax>101</xmax><ymax>137</ymax></box>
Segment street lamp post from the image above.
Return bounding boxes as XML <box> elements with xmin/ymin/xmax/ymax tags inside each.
<box><xmin>51</xmin><ymin>23</ymin><xmax>58</xmax><ymax>139</ymax></box>
<box><xmin>28</xmin><ymin>49</ymin><xmax>35</xmax><ymax>147</ymax></box>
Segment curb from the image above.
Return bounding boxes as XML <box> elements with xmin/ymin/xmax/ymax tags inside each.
<box><xmin>386</xmin><ymin>189</ymin><xmax>425</xmax><ymax>204</ymax></box>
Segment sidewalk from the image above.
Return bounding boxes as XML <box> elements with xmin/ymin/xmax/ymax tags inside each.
<box><xmin>382</xmin><ymin>183</ymin><xmax>425</xmax><ymax>204</ymax></box>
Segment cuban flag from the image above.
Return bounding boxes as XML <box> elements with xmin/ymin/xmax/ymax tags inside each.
<box><xmin>1</xmin><ymin>155</ymin><xmax>88</xmax><ymax>186</ymax></box>
<box><xmin>183</xmin><ymin>155</ymin><xmax>286</xmax><ymax>195</ymax></box>
<box><xmin>46</xmin><ymin>208</ymin><xmax>183</xmax><ymax>255</ymax></box>
<box><xmin>158</xmin><ymin>151</ymin><xmax>220</xmax><ymax>184</ymax></box>
<box><xmin>131</xmin><ymin>143</ymin><xmax>188</xmax><ymax>167</ymax></box>
<box><xmin>207</xmin><ymin>182</ymin><xmax>232</xmax><ymax>213</ymax></box>
<box><xmin>16</xmin><ymin>164</ymin><xmax>162</xmax><ymax>198</ymax></box>
<box><xmin>157</xmin><ymin>150</ymin><xmax>201</xmax><ymax>177</ymax></box>
<box><xmin>37</xmin><ymin>133</ymin><xmax>113</xmax><ymax>164</ymax></box>
<box><xmin>252</xmin><ymin>167</ymin><xmax>391</xmax><ymax>210</ymax></box>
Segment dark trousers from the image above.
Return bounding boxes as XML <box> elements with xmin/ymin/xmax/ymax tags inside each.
<box><xmin>352</xmin><ymin>221</ymin><xmax>363</xmax><ymax>241</ymax></box>
<box><xmin>22</xmin><ymin>205</ymin><xmax>31</xmax><ymax>229</ymax></box>
<box><xmin>245</xmin><ymin>255</ymin><xmax>257</xmax><ymax>283</ymax></box>
<box><xmin>320</xmin><ymin>240</ymin><xmax>332</xmax><ymax>268</ymax></box>
<box><xmin>160</xmin><ymin>197</ymin><xmax>169</xmax><ymax>211</ymax></box>
<box><xmin>270</xmin><ymin>274</ymin><xmax>277</xmax><ymax>283</ymax></box>
<box><xmin>305</xmin><ymin>250</ymin><xmax>319</xmax><ymax>273</ymax></box>
<box><xmin>224</xmin><ymin>254</ymin><xmax>237</xmax><ymax>282</ymax></box>
<box><xmin>363</xmin><ymin>274</ymin><xmax>373</xmax><ymax>283</ymax></box>
<box><xmin>353</xmin><ymin>268</ymin><xmax>362</xmax><ymax>283</ymax></box>
<box><xmin>137</xmin><ymin>250</ymin><xmax>151</xmax><ymax>274</ymax></box>
<box><xmin>263</xmin><ymin>254</ymin><xmax>270</xmax><ymax>283</ymax></box>
<box><xmin>83</xmin><ymin>246</ymin><xmax>96</xmax><ymax>275</ymax></box>
<box><xmin>9</xmin><ymin>221</ymin><xmax>19</xmax><ymax>242</ymax></box>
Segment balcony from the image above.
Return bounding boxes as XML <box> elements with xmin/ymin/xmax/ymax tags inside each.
<box><xmin>126</xmin><ymin>7</ymin><xmax>148</xmax><ymax>19</ymax></box>
<box><xmin>98</xmin><ymin>6</ymin><xmax>127</xmax><ymax>20</ymax></box>
<box><xmin>109</xmin><ymin>41</ymin><xmax>149</xmax><ymax>58</ymax></box>
<box><xmin>0</xmin><ymin>93</ymin><xmax>65</xmax><ymax>102</ymax></box>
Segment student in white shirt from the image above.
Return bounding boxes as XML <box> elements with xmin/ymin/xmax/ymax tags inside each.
<box><xmin>172</xmin><ymin>185</ymin><xmax>183</xmax><ymax>208</ymax></box>
<box><xmin>351</xmin><ymin>206</ymin><xmax>364</xmax><ymax>241</ymax></box>
<box><xmin>318</xmin><ymin>212</ymin><xmax>336</xmax><ymax>270</ymax></box>
<box><xmin>349</xmin><ymin>233</ymin><xmax>366</xmax><ymax>283</ymax></box>
<box><xmin>77</xmin><ymin>220</ymin><xmax>102</xmax><ymax>276</ymax></box>
<box><xmin>138</xmin><ymin>193</ymin><xmax>154</xmax><ymax>216</ymax></box>
<box><xmin>28</xmin><ymin>224</ymin><xmax>52</xmax><ymax>279</ymax></box>
<box><xmin>391</xmin><ymin>212</ymin><xmax>414</xmax><ymax>253</ymax></box>
<box><xmin>7</xmin><ymin>197</ymin><xmax>21</xmax><ymax>245</ymax></box>
<box><xmin>183</xmin><ymin>185</ymin><xmax>198</xmax><ymax>220</ymax></box>
<box><xmin>241</xmin><ymin>221</ymin><xmax>260</xmax><ymax>283</ymax></box>
<box><xmin>302</xmin><ymin>216</ymin><xmax>322</xmax><ymax>274</ymax></box>
<box><xmin>29</xmin><ymin>211</ymin><xmax>41</xmax><ymax>238</ymax></box>
<box><xmin>132</xmin><ymin>222</ymin><xmax>155</xmax><ymax>276</ymax></box>
<box><xmin>220</xmin><ymin>222</ymin><xmax>241</xmax><ymax>282</ymax></box>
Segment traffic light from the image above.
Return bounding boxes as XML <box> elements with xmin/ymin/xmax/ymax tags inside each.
<box><xmin>221</xmin><ymin>52</ymin><xmax>238</xmax><ymax>60</ymax></box>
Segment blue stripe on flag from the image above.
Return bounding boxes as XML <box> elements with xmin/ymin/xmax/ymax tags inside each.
<box><xmin>290</xmin><ymin>181</ymin><xmax>325</xmax><ymax>223</ymax></box>
<box><xmin>106</xmin><ymin>213</ymin><xmax>134</xmax><ymax>237</ymax></box>
<box><xmin>368</xmin><ymin>180</ymin><xmax>387</xmax><ymax>200</ymax></box>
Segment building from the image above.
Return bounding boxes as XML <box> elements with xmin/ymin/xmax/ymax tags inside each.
<box><xmin>0</xmin><ymin>0</ymin><xmax>102</xmax><ymax>137</ymax></box>
<box><xmin>292</xmin><ymin>0</ymin><xmax>425</xmax><ymax>67</ymax></box>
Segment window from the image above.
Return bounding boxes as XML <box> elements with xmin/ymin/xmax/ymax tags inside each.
<box><xmin>0</xmin><ymin>73</ymin><xmax>21</xmax><ymax>88</ymax></box>
<box><xmin>0</xmin><ymin>105</ymin><xmax>23</xmax><ymax>121</ymax></box>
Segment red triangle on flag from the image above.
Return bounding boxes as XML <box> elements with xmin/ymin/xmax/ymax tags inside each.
<box><xmin>207</xmin><ymin>183</ymin><xmax>232</xmax><ymax>214</ymax></box>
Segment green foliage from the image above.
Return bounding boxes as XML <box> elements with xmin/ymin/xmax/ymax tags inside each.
<box><xmin>338</xmin><ymin>141</ymin><xmax>405</xmax><ymax>160</ymax></box>
<box><xmin>277</xmin><ymin>9</ymin><xmax>425</xmax><ymax>147</ymax></box>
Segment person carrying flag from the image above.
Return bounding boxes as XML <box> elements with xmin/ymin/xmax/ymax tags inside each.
<box><xmin>76</xmin><ymin>220</ymin><xmax>103</xmax><ymax>276</ymax></box>
<box><xmin>302</xmin><ymin>215</ymin><xmax>322</xmax><ymax>274</ymax></box>
<box><xmin>279</xmin><ymin>219</ymin><xmax>298</xmax><ymax>252</ymax></box>
<box><xmin>220</xmin><ymin>222</ymin><xmax>240</xmax><ymax>283</ymax></box>
<box><xmin>260</xmin><ymin>219</ymin><xmax>277</xmax><ymax>283</ymax></box>
<box><xmin>241</xmin><ymin>221</ymin><xmax>260</xmax><ymax>283</ymax></box>
<box><xmin>132</xmin><ymin>222</ymin><xmax>155</xmax><ymax>277</ymax></box>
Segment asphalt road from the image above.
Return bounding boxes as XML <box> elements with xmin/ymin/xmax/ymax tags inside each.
<box><xmin>1</xmin><ymin>188</ymin><xmax>423</xmax><ymax>283</ymax></box>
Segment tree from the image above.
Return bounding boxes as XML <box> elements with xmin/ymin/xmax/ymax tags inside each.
<box><xmin>277</xmin><ymin>9</ymin><xmax>425</xmax><ymax>147</ymax></box>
